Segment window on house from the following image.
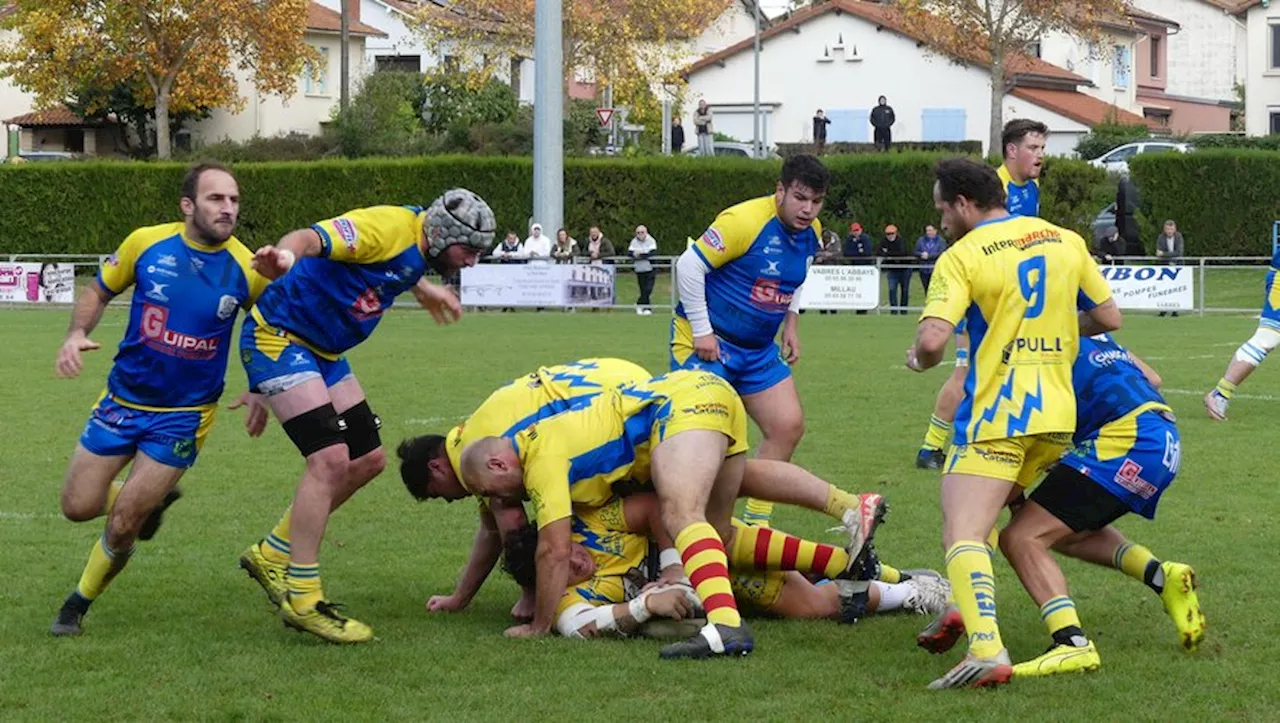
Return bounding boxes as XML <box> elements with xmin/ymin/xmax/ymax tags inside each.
<box><xmin>1113</xmin><ymin>45</ymin><xmax>1130</xmax><ymax>89</ymax></box>
<box><xmin>1150</xmin><ymin>36</ymin><xmax>1160</xmax><ymax>77</ymax></box>
<box><xmin>304</xmin><ymin>46</ymin><xmax>329</xmax><ymax>95</ymax></box>
<box><xmin>1272</xmin><ymin>24</ymin><xmax>1280</xmax><ymax>70</ymax></box>
<box><xmin>1271</xmin><ymin>111</ymin><xmax>1280</xmax><ymax>134</ymax></box>
<box><xmin>1028</xmin><ymin>40</ymin><xmax>1041</xmax><ymax>58</ymax></box>
<box><xmin>443</xmin><ymin>55</ymin><xmax>460</xmax><ymax>73</ymax></box>
<box><xmin>375</xmin><ymin>55</ymin><xmax>420</xmax><ymax>73</ymax></box>
<box><xmin>921</xmin><ymin>108</ymin><xmax>967</xmax><ymax>142</ymax></box>
<box><xmin>510</xmin><ymin>56</ymin><xmax>522</xmax><ymax>93</ymax></box>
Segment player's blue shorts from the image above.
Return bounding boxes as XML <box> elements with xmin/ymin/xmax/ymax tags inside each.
<box><xmin>240</xmin><ymin>313</ymin><xmax>353</xmax><ymax>396</ymax></box>
<box><xmin>79</xmin><ymin>393</ymin><xmax>214</xmax><ymax>469</ymax></box>
<box><xmin>1059</xmin><ymin>406</ymin><xmax>1179</xmax><ymax>520</ymax></box>
<box><xmin>1261</xmin><ymin>269</ymin><xmax>1280</xmax><ymax>332</ymax></box>
<box><xmin>669</xmin><ymin>328</ymin><xmax>790</xmax><ymax>397</ymax></box>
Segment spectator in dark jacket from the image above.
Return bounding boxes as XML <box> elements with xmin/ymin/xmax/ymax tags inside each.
<box><xmin>1155</xmin><ymin>219</ymin><xmax>1185</xmax><ymax>317</ymax></box>
<box><xmin>913</xmin><ymin>224</ymin><xmax>947</xmax><ymax>293</ymax></box>
<box><xmin>843</xmin><ymin>223</ymin><xmax>875</xmax><ymax>264</ymax></box>
<box><xmin>1116</xmin><ymin>177</ymin><xmax>1144</xmax><ymax>256</ymax></box>
<box><xmin>870</xmin><ymin>96</ymin><xmax>895</xmax><ymax>151</ymax></box>
<box><xmin>1095</xmin><ymin>226</ymin><xmax>1125</xmax><ymax>264</ymax></box>
<box><xmin>671</xmin><ymin>115</ymin><xmax>686</xmax><ymax>154</ymax></box>
<box><xmin>813</xmin><ymin>109</ymin><xmax>832</xmax><ymax>154</ymax></box>
<box><xmin>878</xmin><ymin>224</ymin><xmax>911</xmax><ymax>314</ymax></box>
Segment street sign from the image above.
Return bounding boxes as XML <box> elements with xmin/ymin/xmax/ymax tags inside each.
<box><xmin>595</xmin><ymin>108</ymin><xmax>614</xmax><ymax>128</ymax></box>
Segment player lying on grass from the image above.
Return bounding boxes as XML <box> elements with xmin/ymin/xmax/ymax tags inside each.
<box><xmin>917</xmin><ymin>334</ymin><xmax>1205</xmax><ymax>678</ymax></box>
<box><xmin>458</xmin><ymin>369</ymin><xmax>887</xmax><ymax>660</ymax></box>
<box><xmin>499</xmin><ymin>493</ymin><xmax>951</xmax><ymax>639</ymax></box>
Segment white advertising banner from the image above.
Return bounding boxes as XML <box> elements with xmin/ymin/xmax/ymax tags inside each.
<box><xmin>461</xmin><ymin>263</ymin><xmax>616</xmax><ymax>307</ymax></box>
<box><xmin>0</xmin><ymin>262</ymin><xmax>75</xmax><ymax>303</ymax></box>
<box><xmin>1097</xmin><ymin>265</ymin><xmax>1194</xmax><ymax>311</ymax></box>
<box><xmin>798</xmin><ymin>265</ymin><xmax>880</xmax><ymax>310</ymax></box>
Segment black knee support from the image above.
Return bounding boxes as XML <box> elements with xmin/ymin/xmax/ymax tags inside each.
<box><xmin>341</xmin><ymin>400</ymin><xmax>382</xmax><ymax>459</ymax></box>
<box><xmin>282</xmin><ymin>403</ymin><xmax>347</xmax><ymax>457</ymax></box>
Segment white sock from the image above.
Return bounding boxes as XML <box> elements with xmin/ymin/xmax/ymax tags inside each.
<box><xmin>872</xmin><ymin>581</ymin><xmax>911</xmax><ymax>612</ymax></box>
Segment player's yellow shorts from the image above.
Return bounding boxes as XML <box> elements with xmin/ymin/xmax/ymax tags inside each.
<box><xmin>945</xmin><ymin>432</ymin><xmax>1072</xmax><ymax>487</ymax></box>
<box><xmin>731</xmin><ymin>571</ymin><xmax>787</xmax><ymax>612</ymax></box>
<box><xmin>646</xmin><ymin>370</ymin><xmax>750</xmax><ymax>457</ymax></box>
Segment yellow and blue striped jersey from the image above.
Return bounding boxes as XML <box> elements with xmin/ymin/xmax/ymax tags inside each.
<box><xmin>922</xmin><ymin>215</ymin><xmax>1112</xmax><ymax>445</ymax></box>
<box><xmin>677</xmin><ymin>196</ymin><xmax>820</xmax><ymax>348</ymax></box>
<box><xmin>1073</xmin><ymin>334</ymin><xmax>1170</xmax><ymax>443</ymax></box>
<box><xmin>998</xmin><ymin>164</ymin><xmax>1040</xmax><ymax>217</ymax></box>
<box><xmin>252</xmin><ymin>206</ymin><xmax>429</xmax><ymax>355</ymax></box>
<box><xmin>97</xmin><ymin>222</ymin><xmax>266</xmax><ymax>409</ymax></box>
<box><xmin>558</xmin><ymin>498</ymin><xmax>650</xmax><ymax>615</ymax></box>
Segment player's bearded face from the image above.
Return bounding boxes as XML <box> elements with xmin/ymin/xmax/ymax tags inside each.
<box><xmin>933</xmin><ymin>181</ymin><xmax>968</xmax><ymax>239</ymax></box>
<box><xmin>432</xmin><ymin>244</ymin><xmax>481</xmax><ymax>274</ymax></box>
<box><xmin>187</xmin><ymin>171</ymin><xmax>239</xmax><ymax>245</ymax></box>
<box><xmin>776</xmin><ymin>182</ymin><xmax>824</xmax><ymax>231</ymax></box>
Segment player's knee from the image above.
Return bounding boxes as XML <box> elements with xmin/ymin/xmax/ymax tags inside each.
<box><xmin>104</xmin><ymin>502</ymin><xmax>146</xmax><ymax>543</ymax></box>
<box><xmin>1235</xmin><ymin>328</ymin><xmax>1280</xmax><ymax>367</ymax></box>
<box><xmin>348</xmin><ymin>447</ymin><xmax>387</xmax><ymax>486</ymax></box>
<box><xmin>60</xmin><ymin>489</ymin><xmax>101</xmax><ymax>522</ymax></box>
<box><xmin>306</xmin><ymin>444</ymin><xmax>352</xmax><ymax>485</ymax></box>
<box><xmin>341</xmin><ymin>401</ymin><xmax>383</xmax><ymax>461</ymax></box>
<box><xmin>284</xmin><ymin>403</ymin><xmax>348</xmax><ymax>459</ymax></box>
<box><xmin>763</xmin><ymin>412</ymin><xmax>805</xmax><ymax>452</ymax></box>
<box><xmin>996</xmin><ymin>526</ymin><xmax>1019</xmax><ymax>559</ymax></box>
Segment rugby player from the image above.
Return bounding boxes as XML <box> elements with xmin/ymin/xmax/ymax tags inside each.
<box><xmin>906</xmin><ymin>158</ymin><xmax>1121</xmax><ymax>689</ymax></box>
<box><xmin>237</xmin><ymin>189</ymin><xmax>495</xmax><ymax>643</ymax></box>
<box><xmin>915</xmin><ymin>119</ymin><xmax>1048</xmax><ymax>470</ymax></box>
<box><xmin>1204</xmin><ymin>244</ymin><xmax>1280</xmax><ymax>420</ymax></box>
<box><xmin>50</xmin><ymin>163</ymin><xmax>270</xmax><ymax>636</ymax></box>
<box><xmin>672</xmin><ymin>154</ymin><xmax>829</xmax><ymax>527</ymax></box>
<box><xmin>457</xmin><ymin>369</ymin><xmax>886</xmax><ymax>659</ymax></box>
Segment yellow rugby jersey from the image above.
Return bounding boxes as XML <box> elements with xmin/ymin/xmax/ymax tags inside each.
<box><xmin>445</xmin><ymin>358</ymin><xmax>651</xmax><ymax>493</ymax></box>
<box><xmin>921</xmin><ymin>215</ymin><xmax>1112</xmax><ymax>445</ymax></box>
<box><xmin>558</xmin><ymin>498</ymin><xmax>650</xmax><ymax>615</ymax></box>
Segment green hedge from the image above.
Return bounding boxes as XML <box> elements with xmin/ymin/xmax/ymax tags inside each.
<box><xmin>776</xmin><ymin>141</ymin><xmax>983</xmax><ymax>157</ymax></box>
<box><xmin>0</xmin><ymin>154</ymin><xmax>1107</xmax><ymax>256</ymax></box>
<box><xmin>1129</xmin><ymin>150</ymin><xmax>1279</xmax><ymax>257</ymax></box>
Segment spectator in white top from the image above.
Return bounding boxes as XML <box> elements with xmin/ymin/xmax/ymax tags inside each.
<box><xmin>629</xmin><ymin>225</ymin><xmax>658</xmax><ymax>315</ymax></box>
<box><xmin>523</xmin><ymin>223</ymin><xmax>552</xmax><ymax>265</ymax></box>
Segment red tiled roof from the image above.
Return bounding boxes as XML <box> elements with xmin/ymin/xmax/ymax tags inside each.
<box><xmin>1231</xmin><ymin>0</ymin><xmax>1262</xmax><ymax>11</ymax></box>
<box><xmin>306</xmin><ymin>1</ymin><xmax>388</xmax><ymax>37</ymax></box>
<box><xmin>4</xmin><ymin>106</ymin><xmax>105</xmax><ymax>127</ymax></box>
<box><xmin>1127</xmin><ymin>7</ymin><xmax>1179</xmax><ymax>27</ymax></box>
<box><xmin>682</xmin><ymin>0</ymin><xmax>1085</xmax><ymax>84</ymax></box>
<box><xmin>1010</xmin><ymin>87</ymin><xmax>1159</xmax><ymax>129</ymax></box>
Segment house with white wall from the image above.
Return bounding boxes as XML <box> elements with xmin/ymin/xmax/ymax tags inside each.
<box><xmin>1132</xmin><ymin>0</ymin><xmax>1244</xmax><ymax>131</ymax></box>
<box><xmin>0</xmin><ymin>3</ymin><xmax>35</xmax><ymax>132</ymax></box>
<box><xmin>1235</xmin><ymin>0</ymin><xmax>1280</xmax><ymax>135</ymax></box>
<box><xmin>1036</xmin><ymin>15</ymin><xmax>1148</xmax><ymax>116</ymax></box>
<box><xmin>681</xmin><ymin>0</ymin><xmax>1148</xmax><ymax>156</ymax></box>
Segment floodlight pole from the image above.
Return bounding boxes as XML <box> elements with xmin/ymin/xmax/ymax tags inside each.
<box><xmin>752</xmin><ymin>1</ymin><xmax>761</xmax><ymax>158</ymax></box>
<box><xmin>533</xmin><ymin>0</ymin><xmax>564</xmax><ymax>234</ymax></box>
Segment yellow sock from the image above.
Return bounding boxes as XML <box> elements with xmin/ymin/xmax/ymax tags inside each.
<box><xmin>1113</xmin><ymin>542</ymin><xmax>1157</xmax><ymax>581</ymax></box>
<box><xmin>729</xmin><ymin>522</ymin><xmax>848</xmax><ymax>578</ymax></box>
<box><xmin>103</xmin><ymin>480</ymin><xmax>124</xmax><ymax>516</ymax></box>
<box><xmin>741</xmin><ymin>499</ymin><xmax>774</xmax><ymax>527</ymax></box>
<box><xmin>676</xmin><ymin>522</ymin><xmax>741</xmax><ymax>628</ymax></box>
<box><xmin>986</xmin><ymin>526</ymin><xmax>1000</xmax><ymax>552</ymax></box>
<box><xmin>1040</xmin><ymin>595</ymin><xmax>1082</xmax><ymax>637</ymax></box>
<box><xmin>261</xmin><ymin>507</ymin><xmax>292</xmax><ymax>564</ymax></box>
<box><xmin>921</xmin><ymin>414</ymin><xmax>952</xmax><ymax>451</ymax></box>
<box><xmin>1214</xmin><ymin>377</ymin><xmax>1237</xmax><ymax>400</ymax></box>
<box><xmin>286</xmin><ymin>562</ymin><xmax>323</xmax><ymax>613</ymax></box>
<box><xmin>823</xmin><ymin>486</ymin><xmax>860</xmax><ymax>522</ymax></box>
<box><xmin>75</xmin><ymin>535</ymin><xmax>133</xmax><ymax>600</ymax></box>
<box><xmin>878</xmin><ymin>563</ymin><xmax>902</xmax><ymax>584</ymax></box>
<box><xmin>945</xmin><ymin>541</ymin><xmax>1004</xmax><ymax>658</ymax></box>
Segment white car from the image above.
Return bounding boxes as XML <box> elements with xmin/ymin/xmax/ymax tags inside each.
<box><xmin>1088</xmin><ymin>140</ymin><xmax>1191</xmax><ymax>175</ymax></box>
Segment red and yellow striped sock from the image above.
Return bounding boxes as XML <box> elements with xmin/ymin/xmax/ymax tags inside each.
<box><xmin>729</xmin><ymin>522</ymin><xmax>849</xmax><ymax>578</ymax></box>
<box><xmin>676</xmin><ymin>522</ymin><xmax>741</xmax><ymax>628</ymax></box>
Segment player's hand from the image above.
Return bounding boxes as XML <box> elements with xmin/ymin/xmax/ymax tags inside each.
<box><xmin>56</xmin><ymin>334</ymin><xmax>101</xmax><ymax>378</ymax></box>
<box><xmin>414</xmin><ymin>280</ymin><xmax>463</xmax><ymax>325</ymax></box>
<box><xmin>251</xmin><ymin>245</ymin><xmax>296</xmax><ymax>280</ymax></box>
<box><xmin>656</xmin><ymin>565</ymin><xmax>689</xmax><ymax>587</ymax></box>
<box><xmin>228</xmin><ymin>392</ymin><xmax>269</xmax><ymax>438</ymax></box>
<box><xmin>644</xmin><ymin>587</ymin><xmax>695</xmax><ymax>621</ymax></box>
<box><xmin>510</xmin><ymin>589</ymin><xmax>535</xmax><ymax>622</ymax></box>
<box><xmin>693</xmin><ymin>334</ymin><xmax>720</xmax><ymax>362</ymax></box>
<box><xmin>781</xmin><ymin>325</ymin><xmax>801</xmax><ymax>364</ymax></box>
<box><xmin>426</xmin><ymin>594</ymin><xmax>467</xmax><ymax>613</ymax></box>
<box><xmin>504</xmin><ymin>623</ymin><xmax>548</xmax><ymax>638</ymax></box>
<box><xmin>905</xmin><ymin>347</ymin><xmax>925</xmax><ymax>372</ymax></box>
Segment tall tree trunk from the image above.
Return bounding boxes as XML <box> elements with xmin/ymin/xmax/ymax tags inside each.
<box><xmin>989</xmin><ymin>56</ymin><xmax>1006</xmax><ymax>158</ymax></box>
<box><xmin>155</xmin><ymin>85</ymin><xmax>171</xmax><ymax>159</ymax></box>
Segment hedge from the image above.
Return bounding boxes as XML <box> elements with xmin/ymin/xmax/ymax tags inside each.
<box><xmin>776</xmin><ymin>141</ymin><xmax>983</xmax><ymax>157</ymax></box>
<box><xmin>1129</xmin><ymin>150</ymin><xmax>1280</xmax><ymax>257</ymax></box>
<box><xmin>0</xmin><ymin>153</ymin><xmax>1107</xmax><ymax>256</ymax></box>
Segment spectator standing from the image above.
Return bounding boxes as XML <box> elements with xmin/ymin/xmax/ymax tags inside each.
<box><xmin>671</xmin><ymin>115</ymin><xmax>686</xmax><ymax>154</ymax></box>
<box><xmin>878</xmin><ymin>223</ymin><xmax>910</xmax><ymax>314</ymax></box>
<box><xmin>1155</xmin><ymin>219</ymin><xmax>1185</xmax><ymax>317</ymax></box>
<box><xmin>629</xmin><ymin>225</ymin><xmax>658</xmax><ymax>315</ymax></box>
<box><xmin>584</xmin><ymin>225</ymin><xmax>615</xmax><ymax>264</ymax></box>
<box><xmin>843</xmin><ymin>222</ymin><xmax>875</xmax><ymax>264</ymax></box>
<box><xmin>813</xmin><ymin>109</ymin><xmax>832</xmax><ymax>154</ymax></box>
<box><xmin>814</xmin><ymin>229</ymin><xmax>841</xmax><ymax>315</ymax></box>
<box><xmin>523</xmin><ymin>223</ymin><xmax>552</xmax><ymax>265</ymax></box>
<box><xmin>1095</xmin><ymin>225</ymin><xmax>1125</xmax><ymax>264</ymax></box>
<box><xmin>1116</xmin><ymin>177</ymin><xmax>1144</xmax><ymax>256</ymax></box>
<box><xmin>553</xmin><ymin>228</ymin><xmax>578</xmax><ymax>262</ymax></box>
<box><xmin>693</xmin><ymin>100</ymin><xmax>714</xmax><ymax>156</ymax></box>
<box><xmin>913</xmin><ymin>224</ymin><xmax>947</xmax><ymax>293</ymax></box>
<box><xmin>870</xmin><ymin>95</ymin><xmax>895</xmax><ymax>151</ymax></box>
<box><xmin>492</xmin><ymin>231</ymin><xmax>523</xmax><ymax>261</ymax></box>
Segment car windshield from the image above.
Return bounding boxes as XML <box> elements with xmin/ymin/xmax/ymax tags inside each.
<box><xmin>1142</xmin><ymin>144</ymin><xmax>1177</xmax><ymax>154</ymax></box>
<box><xmin>1103</xmin><ymin>145</ymin><xmax>1139</xmax><ymax>162</ymax></box>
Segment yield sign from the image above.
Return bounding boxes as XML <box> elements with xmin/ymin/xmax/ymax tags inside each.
<box><xmin>596</xmin><ymin>108</ymin><xmax>615</xmax><ymax>128</ymax></box>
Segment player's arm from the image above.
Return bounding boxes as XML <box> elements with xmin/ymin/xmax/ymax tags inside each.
<box><xmin>678</xmin><ymin>210</ymin><xmax>755</xmax><ymax>340</ymax></box>
<box><xmin>909</xmin><ymin>252</ymin><xmax>965</xmax><ymax>371</ymax></box>
<box><xmin>1127</xmin><ymin>351</ymin><xmax>1163</xmax><ymax>389</ymax></box>
<box><xmin>780</xmin><ymin>256</ymin><xmax>814</xmax><ymax>363</ymax></box>
<box><xmin>432</xmin><ymin>505</ymin><xmax>506</xmax><ymax>612</ymax></box>
<box><xmin>252</xmin><ymin>227</ymin><xmax>323</xmax><ymax>280</ymax></box>
<box><xmin>514</xmin><ymin>454</ymin><xmax>576</xmax><ymax>635</ymax></box>
<box><xmin>557</xmin><ymin>587</ymin><xmax>696</xmax><ymax>639</ymax></box>
<box><xmin>1075</xmin><ymin>242</ymin><xmax>1122</xmax><ymax>336</ymax></box>
<box><xmin>529</xmin><ymin>517</ymin><xmax>572</xmax><ymax>634</ymax></box>
<box><xmin>58</xmin><ymin>233</ymin><xmax>145</xmax><ymax>377</ymax></box>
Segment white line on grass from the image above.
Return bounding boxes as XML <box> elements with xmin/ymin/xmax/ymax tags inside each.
<box><xmin>404</xmin><ymin>416</ymin><xmax>467</xmax><ymax>425</ymax></box>
<box><xmin>1164</xmin><ymin>388</ymin><xmax>1279</xmax><ymax>402</ymax></box>
<box><xmin>0</xmin><ymin>511</ymin><xmax>61</xmax><ymax>521</ymax></box>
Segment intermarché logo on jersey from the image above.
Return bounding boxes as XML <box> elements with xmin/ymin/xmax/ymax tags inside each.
<box><xmin>980</xmin><ymin>230</ymin><xmax>1062</xmax><ymax>256</ymax></box>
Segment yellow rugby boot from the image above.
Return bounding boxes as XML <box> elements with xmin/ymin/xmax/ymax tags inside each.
<box><xmin>1160</xmin><ymin>561</ymin><xmax>1206</xmax><ymax>653</ymax></box>
<box><xmin>1012</xmin><ymin>640</ymin><xmax>1101</xmax><ymax>678</ymax></box>
<box><xmin>280</xmin><ymin>596</ymin><xmax>374</xmax><ymax>644</ymax></box>
<box><xmin>239</xmin><ymin>542</ymin><xmax>288</xmax><ymax>606</ymax></box>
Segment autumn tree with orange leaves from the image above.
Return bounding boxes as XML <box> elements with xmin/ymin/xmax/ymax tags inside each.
<box><xmin>894</xmin><ymin>0</ymin><xmax>1132</xmax><ymax>153</ymax></box>
<box><xmin>0</xmin><ymin>0</ymin><xmax>317</xmax><ymax>158</ymax></box>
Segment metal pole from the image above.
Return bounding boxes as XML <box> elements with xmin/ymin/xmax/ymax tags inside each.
<box><xmin>752</xmin><ymin>1</ymin><xmax>761</xmax><ymax>158</ymax></box>
<box><xmin>534</xmin><ymin>0</ymin><xmax>564</xmax><ymax>236</ymax></box>
<box><xmin>340</xmin><ymin>0</ymin><xmax>350</xmax><ymax>111</ymax></box>
<box><xmin>1198</xmin><ymin>258</ymin><xmax>1205</xmax><ymax>317</ymax></box>
<box><xmin>603</xmin><ymin>83</ymin><xmax>615</xmax><ymax>150</ymax></box>
<box><xmin>661</xmin><ymin>99</ymin><xmax>672</xmax><ymax>155</ymax></box>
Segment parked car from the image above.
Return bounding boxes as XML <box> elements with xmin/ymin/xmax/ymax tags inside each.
<box><xmin>3</xmin><ymin>151</ymin><xmax>81</xmax><ymax>163</ymax></box>
<box><xmin>1088</xmin><ymin>141</ymin><xmax>1191</xmax><ymax>176</ymax></box>
<box><xmin>685</xmin><ymin>141</ymin><xmax>781</xmax><ymax>159</ymax></box>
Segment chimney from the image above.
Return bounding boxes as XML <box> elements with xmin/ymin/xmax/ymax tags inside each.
<box><xmin>346</xmin><ymin>0</ymin><xmax>361</xmax><ymax>26</ymax></box>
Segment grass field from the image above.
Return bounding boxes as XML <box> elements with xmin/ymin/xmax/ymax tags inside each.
<box><xmin>1</xmin><ymin>303</ymin><xmax>1278</xmax><ymax>720</ymax></box>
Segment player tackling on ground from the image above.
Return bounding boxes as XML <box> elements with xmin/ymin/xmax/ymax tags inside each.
<box><xmin>49</xmin><ymin>163</ymin><xmax>269</xmax><ymax>636</ymax></box>
<box><xmin>914</xmin><ymin>120</ymin><xmax>1047</xmax><ymax>470</ymax></box>
<box><xmin>672</xmin><ymin>155</ymin><xmax>828</xmax><ymax>526</ymax></box>
<box><xmin>237</xmin><ymin>190</ymin><xmax>495</xmax><ymax>643</ymax></box>
<box><xmin>906</xmin><ymin>158</ymin><xmax>1121</xmax><ymax>689</ymax></box>
<box><xmin>1204</xmin><ymin>244</ymin><xmax>1280</xmax><ymax>420</ymax></box>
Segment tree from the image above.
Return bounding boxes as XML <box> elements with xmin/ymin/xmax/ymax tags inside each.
<box><xmin>0</xmin><ymin>0</ymin><xmax>316</xmax><ymax>159</ymax></box>
<box><xmin>66</xmin><ymin>80</ymin><xmax>212</xmax><ymax>156</ymax></box>
<box><xmin>894</xmin><ymin>0</ymin><xmax>1132</xmax><ymax>153</ymax></box>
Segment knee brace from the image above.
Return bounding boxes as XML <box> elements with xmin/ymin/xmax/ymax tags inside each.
<box><xmin>340</xmin><ymin>401</ymin><xmax>382</xmax><ymax>459</ymax></box>
<box><xmin>282</xmin><ymin>403</ymin><xmax>347</xmax><ymax>457</ymax></box>
<box><xmin>1235</xmin><ymin>328</ymin><xmax>1280</xmax><ymax>367</ymax></box>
